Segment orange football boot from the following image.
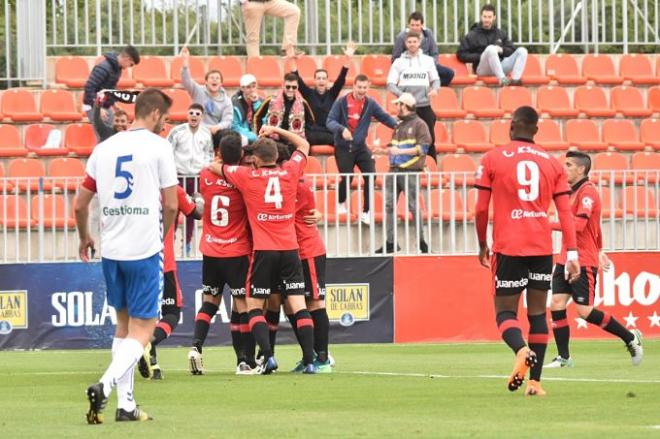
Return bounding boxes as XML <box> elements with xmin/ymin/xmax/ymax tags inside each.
<box><xmin>507</xmin><ymin>347</ymin><xmax>538</xmax><ymax>392</ymax></box>
<box><xmin>524</xmin><ymin>380</ymin><xmax>547</xmax><ymax>396</ymax></box>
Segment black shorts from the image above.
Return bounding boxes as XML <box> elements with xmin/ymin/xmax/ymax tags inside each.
<box><xmin>552</xmin><ymin>264</ymin><xmax>598</xmax><ymax>306</ymax></box>
<box><xmin>492</xmin><ymin>253</ymin><xmax>553</xmax><ymax>296</ymax></box>
<box><xmin>247</xmin><ymin>250</ymin><xmax>305</xmax><ymax>298</ymax></box>
<box><xmin>202</xmin><ymin>255</ymin><xmax>250</xmax><ymax>297</ymax></box>
<box><xmin>302</xmin><ymin>254</ymin><xmax>327</xmax><ymax>300</ymax></box>
<box><xmin>162</xmin><ymin>270</ymin><xmax>183</xmax><ymax>309</ymax></box>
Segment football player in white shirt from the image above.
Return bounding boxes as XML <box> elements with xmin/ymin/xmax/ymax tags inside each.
<box><xmin>75</xmin><ymin>88</ymin><xmax>179</xmax><ymax>424</ymax></box>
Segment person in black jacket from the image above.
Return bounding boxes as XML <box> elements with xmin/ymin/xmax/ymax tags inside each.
<box><xmin>289</xmin><ymin>42</ymin><xmax>357</xmax><ymax>147</ymax></box>
<box><xmin>457</xmin><ymin>4</ymin><xmax>527</xmax><ymax>86</ymax></box>
<box><xmin>83</xmin><ymin>45</ymin><xmax>140</xmax><ymax>137</ymax></box>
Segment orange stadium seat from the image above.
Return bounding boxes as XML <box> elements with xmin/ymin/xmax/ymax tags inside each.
<box><xmin>48</xmin><ymin>157</ymin><xmax>85</xmax><ymax>191</ymax></box>
<box><xmin>40</xmin><ymin>90</ymin><xmax>83</xmax><ymax>122</ymax></box>
<box><xmin>246</xmin><ymin>56</ymin><xmax>283</xmax><ymax>87</ymax></box>
<box><xmin>622</xmin><ymin>186</ymin><xmax>657</xmax><ymax>218</ymax></box>
<box><xmin>631</xmin><ymin>151</ymin><xmax>660</xmax><ymax>183</ymax></box>
<box><xmin>434</xmin><ymin>123</ymin><xmax>456</xmax><ymax>153</ymax></box>
<box><xmin>304</xmin><ymin>156</ymin><xmax>325</xmax><ymax>188</ymax></box>
<box><xmin>437</xmin><ymin>54</ymin><xmax>476</xmax><ymax>85</ymax></box>
<box><xmin>582</xmin><ymin>54</ymin><xmax>623</xmax><ymax>85</ymax></box>
<box><xmin>373</xmin><ymin>123</ymin><xmax>393</xmax><ymax>147</ymax></box>
<box><xmin>565</xmin><ymin>119</ymin><xmax>607</xmax><ymax>151</ymax></box>
<box><xmin>545</xmin><ymin>54</ymin><xmax>586</xmax><ymax>85</ymax></box>
<box><xmin>650</xmin><ymin>86</ymin><xmax>660</xmax><ymax>114</ymax></box>
<box><xmin>160</xmin><ymin>123</ymin><xmax>173</xmax><ymax>139</ymax></box>
<box><xmin>0</xmin><ymin>195</ymin><xmax>35</xmax><ymax>228</ymax></box>
<box><xmin>0</xmin><ymin>124</ymin><xmax>28</xmax><ymax>157</ymax></box>
<box><xmin>64</xmin><ymin>123</ymin><xmax>96</xmax><ymax>156</ymax></box>
<box><xmin>323</xmin><ymin>56</ymin><xmax>357</xmax><ymax>86</ymax></box>
<box><xmin>366</xmin><ymin>89</ymin><xmax>384</xmax><ymax>107</ymax></box>
<box><xmin>521</xmin><ymin>54</ymin><xmax>550</xmax><ymax>84</ymax></box>
<box><xmin>431</xmin><ymin>88</ymin><xmax>466</xmax><ymax>118</ymax></box>
<box><xmin>536</xmin><ymin>119</ymin><xmax>569</xmax><ymax>151</ymax></box>
<box><xmin>117</xmin><ymin>67</ymin><xmax>136</xmax><ymax>89</ymax></box>
<box><xmin>360</xmin><ymin>55</ymin><xmax>391</xmax><ymax>86</ymax></box>
<box><xmin>315</xmin><ymin>190</ymin><xmax>354</xmax><ymax>223</ymax></box>
<box><xmin>619</xmin><ymin>54</ymin><xmax>659</xmax><ymax>85</ymax></box>
<box><xmin>603</xmin><ymin>119</ymin><xmax>645</xmax><ymax>151</ymax></box>
<box><xmin>489</xmin><ymin>119</ymin><xmax>512</xmax><ymax>148</ymax></box>
<box><xmin>309</xmin><ymin>144</ymin><xmax>334</xmax><ymax>156</ymax></box>
<box><xmin>55</xmin><ymin>56</ymin><xmax>90</xmax><ymax>88</ymax></box>
<box><xmin>208</xmin><ymin>56</ymin><xmax>243</xmax><ymax>87</ymax></box>
<box><xmin>25</xmin><ymin>124</ymin><xmax>68</xmax><ymax>156</ymax></box>
<box><xmin>498</xmin><ymin>86</ymin><xmax>533</xmax><ymax>116</ymax></box>
<box><xmin>285</xmin><ymin>55</ymin><xmax>318</xmax><ymax>83</ymax></box>
<box><xmin>170</xmin><ymin>56</ymin><xmax>205</xmax><ymax>84</ymax></box>
<box><xmin>420</xmin><ymin>155</ymin><xmax>441</xmax><ymax>188</ymax></box>
<box><xmin>467</xmin><ymin>188</ymin><xmax>494</xmax><ymax>220</ymax></box>
<box><xmin>462</xmin><ymin>86</ymin><xmax>504</xmax><ymax>118</ymax></box>
<box><xmin>611</xmin><ymin>86</ymin><xmax>652</xmax><ymax>117</ymax></box>
<box><xmin>374</xmin><ymin>155</ymin><xmax>389</xmax><ymax>188</ymax></box>
<box><xmin>323</xmin><ymin>156</ymin><xmax>342</xmax><ymax>188</ymax></box>
<box><xmin>440</xmin><ymin>153</ymin><xmax>477</xmax><ymax>186</ymax></box>
<box><xmin>640</xmin><ymin>118</ymin><xmax>660</xmax><ymax>150</ymax></box>
<box><xmin>132</xmin><ymin>56</ymin><xmax>174</xmax><ymax>87</ymax></box>
<box><xmin>537</xmin><ymin>86</ymin><xmax>579</xmax><ymax>117</ymax></box>
<box><xmin>592</xmin><ymin>151</ymin><xmax>632</xmax><ymax>184</ymax></box>
<box><xmin>574</xmin><ymin>86</ymin><xmax>616</xmax><ymax>117</ymax></box>
<box><xmin>31</xmin><ymin>194</ymin><xmax>75</xmax><ymax>229</ymax></box>
<box><xmin>453</xmin><ymin>120</ymin><xmax>493</xmax><ymax>153</ymax></box>
<box><xmin>164</xmin><ymin>88</ymin><xmax>193</xmax><ymax>122</ymax></box>
<box><xmin>8</xmin><ymin>158</ymin><xmax>53</xmax><ymax>192</ymax></box>
<box><xmin>386</xmin><ymin>92</ymin><xmax>400</xmax><ymax>115</ymax></box>
<box><xmin>426</xmin><ymin>189</ymin><xmax>469</xmax><ymax>221</ymax></box>
<box><xmin>0</xmin><ymin>91</ymin><xmax>3</xmax><ymax>119</ymax></box>
<box><xmin>598</xmin><ymin>186</ymin><xmax>623</xmax><ymax>219</ymax></box>
<box><xmin>1</xmin><ymin>89</ymin><xmax>43</xmax><ymax>122</ymax></box>
<box><xmin>0</xmin><ymin>163</ymin><xmax>14</xmax><ymax>193</ymax></box>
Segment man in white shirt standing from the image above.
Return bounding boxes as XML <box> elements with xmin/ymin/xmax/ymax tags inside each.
<box><xmin>75</xmin><ymin>88</ymin><xmax>179</xmax><ymax>424</ymax></box>
<box><xmin>167</xmin><ymin>103</ymin><xmax>214</xmax><ymax>254</ymax></box>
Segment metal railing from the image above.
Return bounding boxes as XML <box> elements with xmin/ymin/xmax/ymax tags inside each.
<box><xmin>1</xmin><ymin>170</ymin><xmax>658</xmax><ymax>263</ymax></box>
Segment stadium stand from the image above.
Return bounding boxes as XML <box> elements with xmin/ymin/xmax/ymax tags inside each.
<box><xmin>0</xmin><ymin>124</ymin><xmax>28</xmax><ymax>157</ymax></box>
<box><xmin>48</xmin><ymin>157</ymin><xmax>85</xmax><ymax>191</ymax></box>
<box><xmin>0</xmin><ymin>194</ymin><xmax>35</xmax><ymax>228</ymax></box>
<box><xmin>619</xmin><ymin>54</ymin><xmax>658</xmax><ymax>85</ymax></box>
<box><xmin>360</xmin><ymin>55</ymin><xmax>391</xmax><ymax>86</ymax></box>
<box><xmin>163</xmin><ymin>88</ymin><xmax>193</xmax><ymax>122</ymax></box>
<box><xmin>631</xmin><ymin>151</ymin><xmax>660</xmax><ymax>183</ymax></box>
<box><xmin>592</xmin><ymin>151</ymin><xmax>633</xmax><ymax>184</ymax></box>
<box><xmin>582</xmin><ymin>54</ymin><xmax>624</xmax><ymax>85</ymax></box>
<box><xmin>433</xmin><ymin>123</ymin><xmax>456</xmax><ymax>153</ymax></box>
<box><xmin>520</xmin><ymin>54</ymin><xmax>550</xmax><ymax>84</ymax></box>
<box><xmin>64</xmin><ymin>123</ymin><xmax>96</xmax><ymax>156</ymax></box>
<box><xmin>535</xmin><ymin>119</ymin><xmax>569</xmax><ymax>151</ymax></box>
<box><xmin>565</xmin><ymin>119</ymin><xmax>608</xmax><ymax>151</ymax></box>
<box><xmin>1</xmin><ymin>89</ymin><xmax>43</xmax><ymax>122</ymax></box>
<box><xmin>537</xmin><ymin>85</ymin><xmax>580</xmax><ymax>117</ymax></box>
<box><xmin>31</xmin><ymin>194</ymin><xmax>76</xmax><ymax>228</ymax></box>
<box><xmin>602</xmin><ymin>119</ymin><xmax>646</xmax><ymax>151</ymax></box>
<box><xmin>208</xmin><ymin>56</ymin><xmax>243</xmax><ymax>87</ymax></box>
<box><xmin>132</xmin><ymin>56</ymin><xmax>174</xmax><ymax>87</ymax></box>
<box><xmin>574</xmin><ymin>86</ymin><xmax>616</xmax><ymax>117</ymax></box>
<box><xmin>40</xmin><ymin>90</ymin><xmax>83</xmax><ymax>122</ymax></box>
<box><xmin>24</xmin><ymin>123</ymin><xmax>68</xmax><ymax>156</ymax></box>
<box><xmin>639</xmin><ymin>119</ymin><xmax>660</xmax><ymax>150</ymax></box>
<box><xmin>623</xmin><ymin>186</ymin><xmax>657</xmax><ymax>217</ymax></box>
<box><xmin>55</xmin><ymin>56</ymin><xmax>90</xmax><ymax>88</ymax></box>
<box><xmin>285</xmin><ymin>55</ymin><xmax>319</xmax><ymax>83</ymax></box>
<box><xmin>170</xmin><ymin>55</ymin><xmax>205</xmax><ymax>84</ymax></box>
<box><xmin>489</xmin><ymin>119</ymin><xmax>512</xmax><ymax>148</ymax></box>
<box><xmin>437</xmin><ymin>54</ymin><xmax>476</xmax><ymax>85</ymax></box>
<box><xmin>498</xmin><ymin>86</ymin><xmax>533</xmax><ymax>116</ymax></box>
<box><xmin>440</xmin><ymin>153</ymin><xmax>477</xmax><ymax>186</ymax></box>
<box><xmin>246</xmin><ymin>56</ymin><xmax>283</xmax><ymax>87</ymax></box>
<box><xmin>545</xmin><ymin>54</ymin><xmax>587</xmax><ymax>84</ymax></box>
<box><xmin>7</xmin><ymin>158</ymin><xmax>52</xmax><ymax>192</ymax></box>
<box><xmin>462</xmin><ymin>86</ymin><xmax>504</xmax><ymax>118</ymax></box>
<box><xmin>323</xmin><ymin>55</ymin><xmax>358</xmax><ymax>86</ymax></box>
<box><xmin>611</xmin><ymin>86</ymin><xmax>653</xmax><ymax>117</ymax></box>
<box><xmin>351</xmin><ymin>191</ymin><xmax>384</xmax><ymax>223</ymax></box>
<box><xmin>431</xmin><ymin>88</ymin><xmax>467</xmax><ymax>118</ymax></box>
<box><xmin>452</xmin><ymin>120</ymin><xmax>493</xmax><ymax>153</ymax></box>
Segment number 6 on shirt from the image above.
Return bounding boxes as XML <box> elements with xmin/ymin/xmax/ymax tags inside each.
<box><xmin>265</xmin><ymin>177</ymin><xmax>283</xmax><ymax>208</ymax></box>
<box><xmin>210</xmin><ymin>195</ymin><xmax>230</xmax><ymax>227</ymax></box>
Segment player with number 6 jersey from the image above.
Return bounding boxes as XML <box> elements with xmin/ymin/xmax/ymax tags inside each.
<box><xmin>474</xmin><ymin>106</ymin><xmax>579</xmax><ymax>397</ymax></box>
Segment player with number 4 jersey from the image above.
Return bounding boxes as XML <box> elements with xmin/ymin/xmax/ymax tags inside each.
<box><xmin>474</xmin><ymin>106</ymin><xmax>579</xmax><ymax>397</ymax></box>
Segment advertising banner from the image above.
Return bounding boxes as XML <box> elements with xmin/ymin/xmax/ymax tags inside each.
<box><xmin>0</xmin><ymin>258</ymin><xmax>393</xmax><ymax>349</ymax></box>
<box><xmin>394</xmin><ymin>253</ymin><xmax>660</xmax><ymax>343</ymax></box>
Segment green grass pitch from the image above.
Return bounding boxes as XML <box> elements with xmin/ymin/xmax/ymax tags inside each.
<box><xmin>1</xmin><ymin>340</ymin><xmax>658</xmax><ymax>438</ymax></box>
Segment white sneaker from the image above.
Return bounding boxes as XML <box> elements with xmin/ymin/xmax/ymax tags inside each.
<box><xmin>235</xmin><ymin>361</ymin><xmax>256</xmax><ymax>375</ymax></box>
<box><xmin>360</xmin><ymin>211</ymin><xmax>371</xmax><ymax>225</ymax></box>
<box><xmin>328</xmin><ymin>353</ymin><xmax>336</xmax><ymax>368</ymax></box>
<box><xmin>188</xmin><ymin>347</ymin><xmax>204</xmax><ymax>375</ymax></box>
<box><xmin>337</xmin><ymin>202</ymin><xmax>348</xmax><ymax>215</ymax></box>
<box><xmin>543</xmin><ymin>356</ymin><xmax>575</xmax><ymax>368</ymax></box>
<box><xmin>627</xmin><ymin>329</ymin><xmax>644</xmax><ymax>366</ymax></box>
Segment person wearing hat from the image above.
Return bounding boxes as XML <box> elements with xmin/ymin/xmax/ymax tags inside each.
<box><xmin>232</xmin><ymin>74</ymin><xmax>264</xmax><ymax>146</ymax></box>
<box><xmin>374</xmin><ymin>93</ymin><xmax>432</xmax><ymax>254</ymax></box>
<box><xmin>387</xmin><ymin>30</ymin><xmax>440</xmax><ymax>160</ymax></box>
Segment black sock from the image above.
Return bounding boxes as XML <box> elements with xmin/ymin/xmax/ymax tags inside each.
<box><xmin>586</xmin><ymin>309</ymin><xmax>634</xmax><ymax>344</ymax></box>
<box><xmin>153</xmin><ymin>312</ymin><xmax>179</xmax><ymax>346</ymax></box>
<box><xmin>551</xmin><ymin>309</ymin><xmax>570</xmax><ymax>359</ymax></box>
<box><xmin>248</xmin><ymin>309</ymin><xmax>271</xmax><ymax>359</ymax></box>
<box><xmin>496</xmin><ymin>311</ymin><xmax>526</xmax><ymax>354</ymax></box>
<box><xmin>192</xmin><ymin>302</ymin><xmax>219</xmax><ymax>354</ymax></box>
<box><xmin>528</xmin><ymin>313</ymin><xmax>549</xmax><ymax>381</ymax></box>
<box><xmin>240</xmin><ymin>312</ymin><xmax>256</xmax><ymax>367</ymax></box>
<box><xmin>230</xmin><ymin>311</ymin><xmax>243</xmax><ymax>364</ymax></box>
<box><xmin>310</xmin><ymin>308</ymin><xmax>329</xmax><ymax>362</ymax></box>
<box><xmin>287</xmin><ymin>314</ymin><xmax>301</xmax><ymax>345</ymax></box>
<box><xmin>294</xmin><ymin>310</ymin><xmax>315</xmax><ymax>365</ymax></box>
<box><xmin>266</xmin><ymin>310</ymin><xmax>280</xmax><ymax>355</ymax></box>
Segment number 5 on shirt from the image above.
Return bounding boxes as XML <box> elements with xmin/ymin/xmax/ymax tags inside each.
<box><xmin>114</xmin><ymin>155</ymin><xmax>134</xmax><ymax>200</ymax></box>
<box><xmin>265</xmin><ymin>177</ymin><xmax>283</xmax><ymax>208</ymax></box>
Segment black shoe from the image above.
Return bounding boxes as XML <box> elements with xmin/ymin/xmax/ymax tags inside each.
<box><xmin>86</xmin><ymin>383</ymin><xmax>108</xmax><ymax>425</ymax></box>
<box><xmin>151</xmin><ymin>366</ymin><xmax>163</xmax><ymax>380</ymax></box>
<box><xmin>510</xmin><ymin>79</ymin><xmax>523</xmax><ymax>86</ymax></box>
<box><xmin>115</xmin><ymin>407</ymin><xmax>153</xmax><ymax>422</ymax></box>
<box><xmin>375</xmin><ymin>242</ymin><xmax>399</xmax><ymax>254</ymax></box>
<box><xmin>419</xmin><ymin>240</ymin><xmax>429</xmax><ymax>254</ymax></box>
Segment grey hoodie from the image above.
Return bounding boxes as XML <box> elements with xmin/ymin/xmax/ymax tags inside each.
<box><xmin>386</xmin><ymin>50</ymin><xmax>440</xmax><ymax>107</ymax></box>
<box><xmin>181</xmin><ymin>66</ymin><xmax>233</xmax><ymax>130</ymax></box>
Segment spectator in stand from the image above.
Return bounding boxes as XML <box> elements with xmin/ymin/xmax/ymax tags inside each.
<box><xmin>240</xmin><ymin>0</ymin><xmax>302</xmax><ymax>57</ymax></box>
<box><xmin>387</xmin><ymin>30</ymin><xmax>440</xmax><ymax>160</ymax></box>
<box><xmin>374</xmin><ymin>93</ymin><xmax>431</xmax><ymax>254</ymax></box>
<box><xmin>253</xmin><ymin>73</ymin><xmax>314</xmax><ymax>142</ymax></box>
<box><xmin>327</xmin><ymin>74</ymin><xmax>398</xmax><ymax>225</ymax></box>
<box><xmin>457</xmin><ymin>4</ymin><xmax>528</xmax><ymax>86</ymax></box>
<box><xmin>232</xmin><ymin>74</ymin><xmax>264</xmax><ymax>146</ymax></box>
<box><xmin>180</xmin><ymin>47</ymin><xmax>233</xmax><ymax>146</ymax></box>
<box><xmin>83</xmin><ymin>45</ymin><xmax>140</xmax><ymax>138</ymax></box>
<box><xmin>391</xmin><ymin>11</ymin><xmax>454</xmax><ymax>87</ymax></box>
<box><xmin>167</xmin><ymin>103</ymin><xmax>214</xmax><ymax>255</ymax></box>
<box><xmin>289</xmin><ymin>42</ymin><xmax>357</xmax><ymax>147</ymax></box>
<box><xmin>92</xmin><ymin>92</ymin><xmax>129</xmax><ymax>142</ymax></box>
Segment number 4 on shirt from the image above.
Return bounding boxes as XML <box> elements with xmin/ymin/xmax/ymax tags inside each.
<box><xmin>265</xmin><ymin>177</ymin><xmax>283</xmax><ymax>208</ymax></box>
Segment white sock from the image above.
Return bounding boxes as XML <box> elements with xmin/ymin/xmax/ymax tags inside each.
<box><xmin>100</xmin><ymin>338</ymin><xmax>143</xmax><ymax>400</ymax></box>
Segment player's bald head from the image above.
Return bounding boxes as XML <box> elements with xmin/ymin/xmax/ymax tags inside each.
<box><xmin>510</xmin><ymin>106</ymin><xmax>539</xmax><ymax>140</ymax></box>
<box><xmin>252</xmin><ymin>137</ymin><xmax>279</xmax><ymax>166</ymax></box>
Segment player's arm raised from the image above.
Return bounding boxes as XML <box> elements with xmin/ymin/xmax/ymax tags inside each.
<box><xmin>259</xmin><ymin>125</ymin><xmax>310</xmax><ymax>157</ymax></box>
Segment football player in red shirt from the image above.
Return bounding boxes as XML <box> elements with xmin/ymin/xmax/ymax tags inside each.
<box><xmin>545</xmin><ymin>151</ymin><xmax>643</xmax><ymax>368</ymax></box>
<box><xmin>139</xmin><ymin>185</ymin><xmax>203</xmax><ymax>380</ymax></box>
<box><xmin>188</xmin><ymin>132</ymin><xmax>258</xmax><ymax>375</ymax></box>
<box><xmin>209</xmin><ymin>126</ymin><xmax>317</xmax><ymax>374</ymax></box>
<box><xmin>475</xmin><ymin>106</ymin><xmax>580</xmax><ymax>396</ymax></box>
